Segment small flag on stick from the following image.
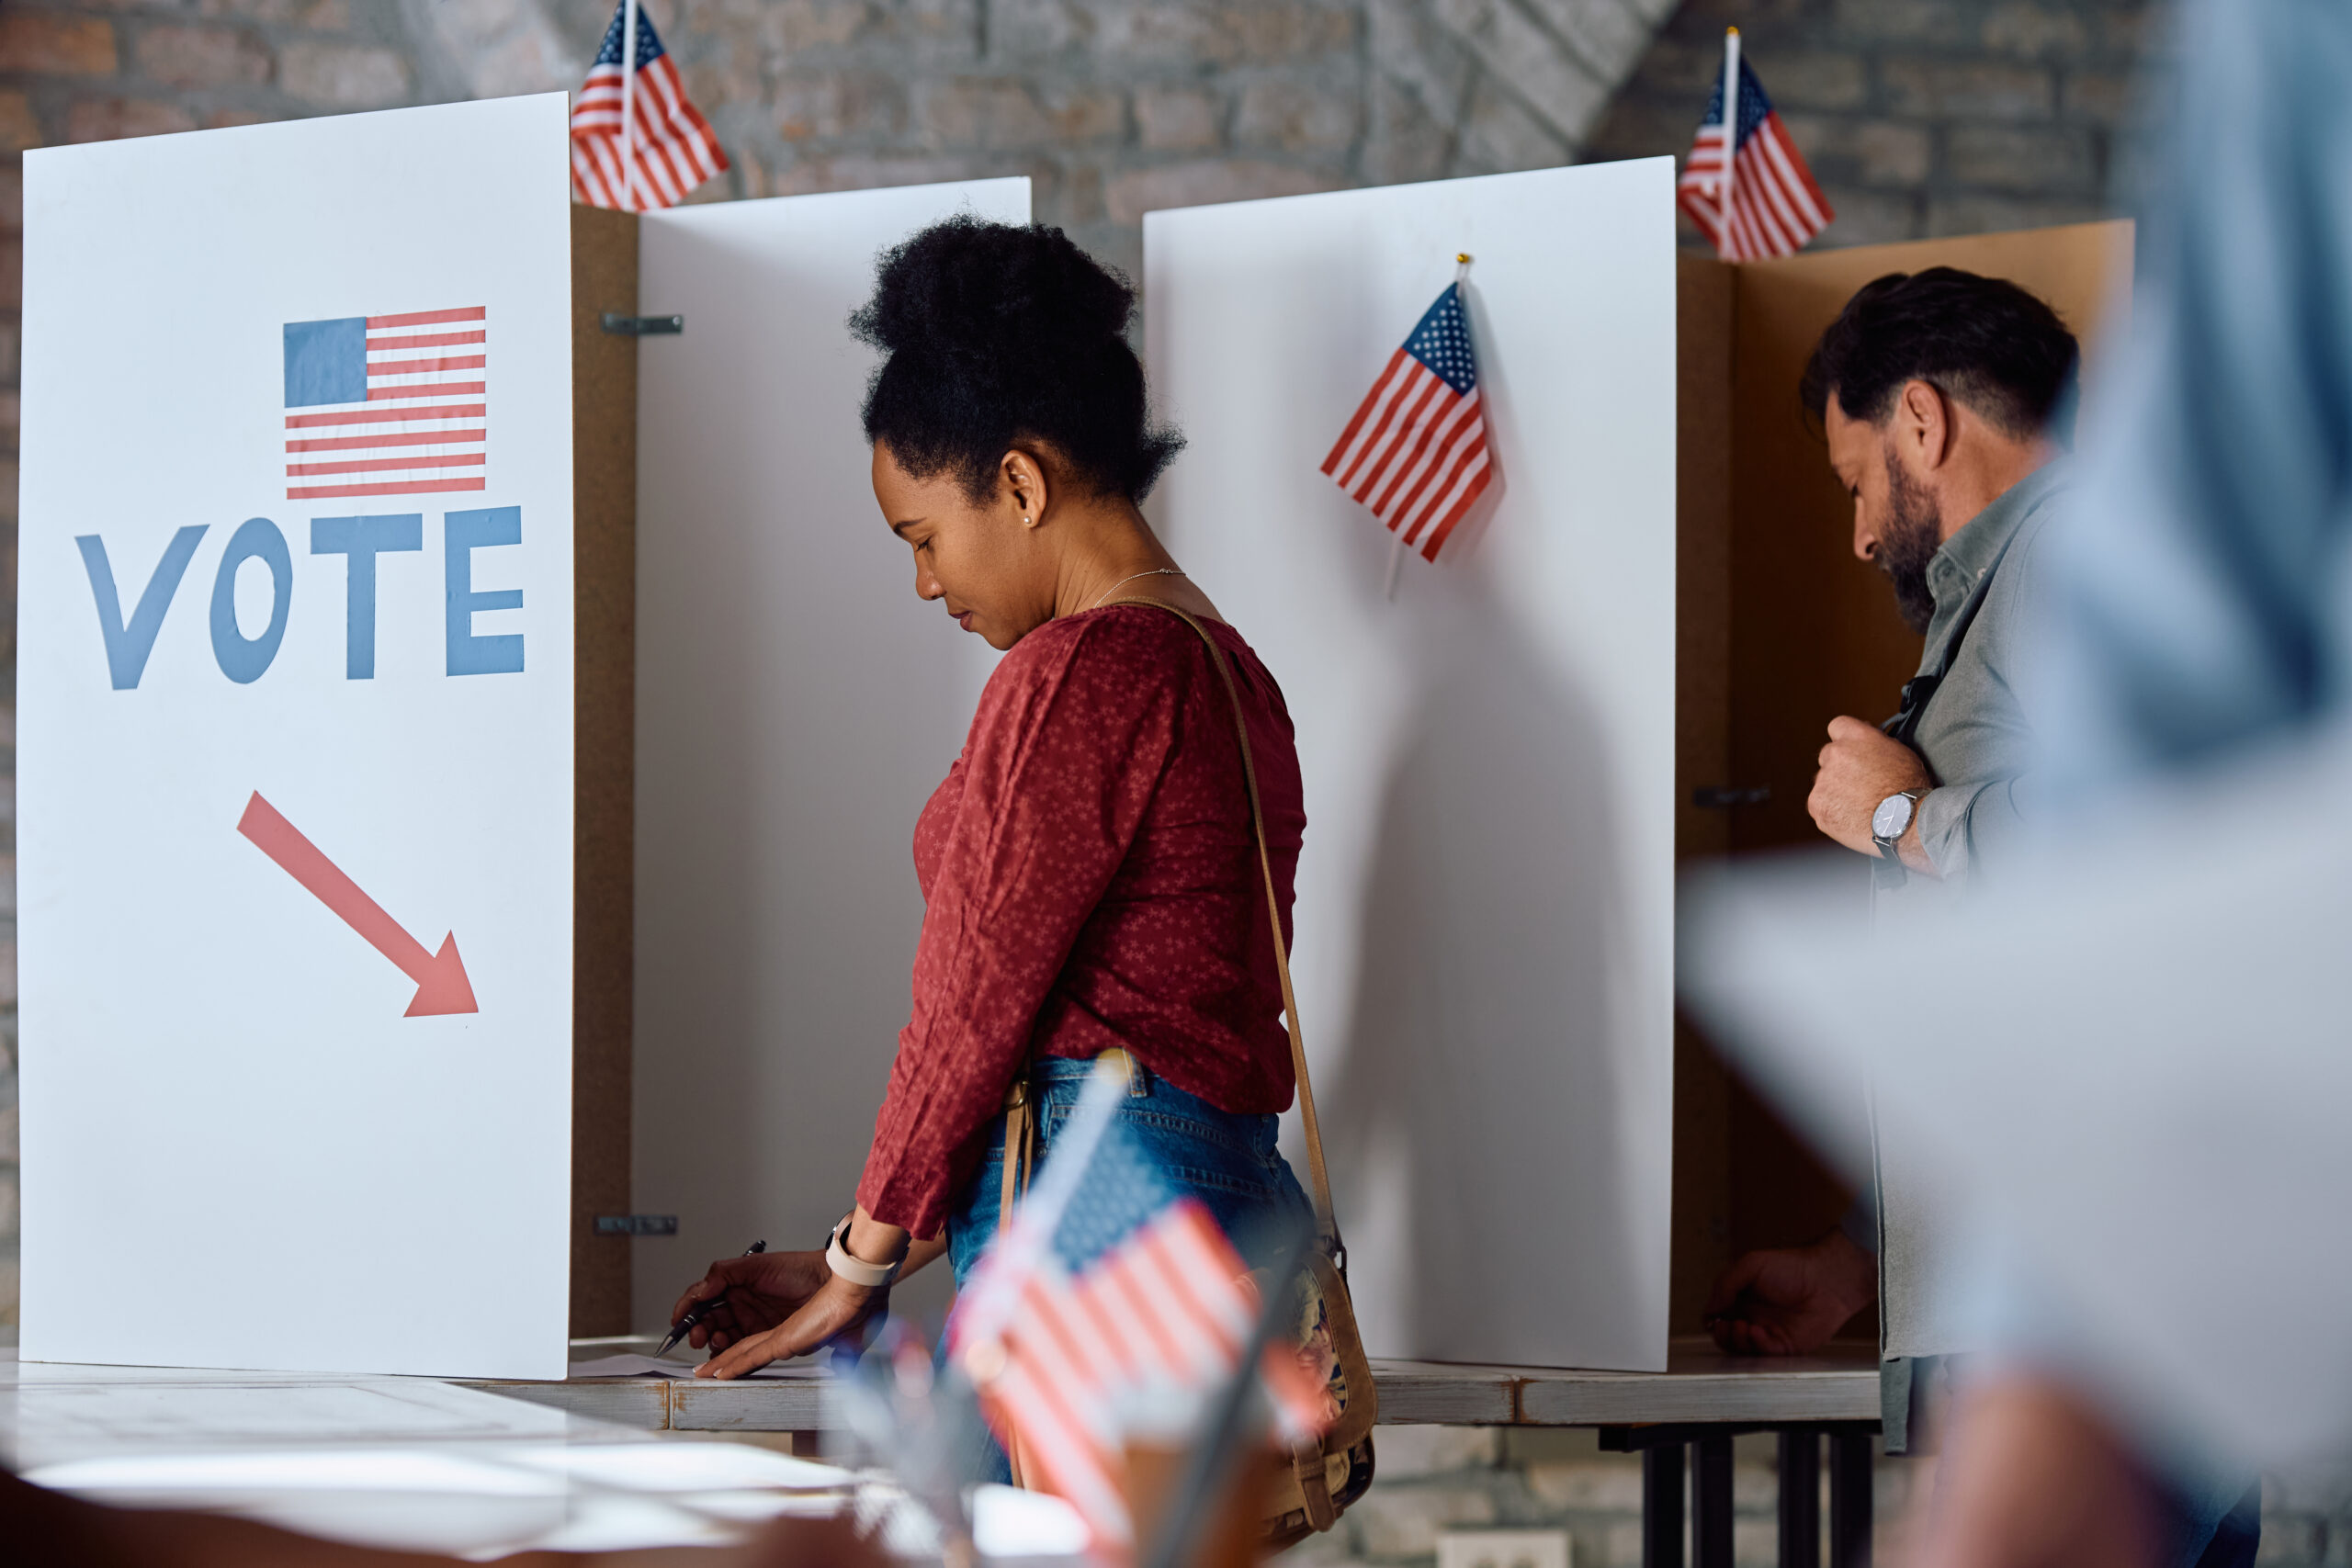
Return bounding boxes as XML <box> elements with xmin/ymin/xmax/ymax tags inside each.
<box><xmin>1320</xmin><ymin>269</ymin><xmax>1492</xmax><ymax>565</ymax></box>
<box><xmin>949</xmin><ymin>1066</ymin><xmax>1331</xmax><ymax>1551</ymax></box>
<box><xmin>570</xmin><ymin>0</ymin><xmax>729</xmax><ymax>211</ymax></box>
<box><xmin>1676</xmin><ymin>28</ymin><xmax>1833</xmax><ymax>260</ymax></box>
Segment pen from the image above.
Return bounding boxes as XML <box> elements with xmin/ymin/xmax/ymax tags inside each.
<box><xmin>657</xmin><ymin>1239</ymin><xmax>766</xmax><ymax>1359</ymax></box>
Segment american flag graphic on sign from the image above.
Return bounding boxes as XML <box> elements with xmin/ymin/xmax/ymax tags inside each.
<box><xmin>1677</xmin><ymin>43</ymin><xmax>1834</xmax><ymax>261</ymax></box>
<box><xmin>570</xmin><ymin>0</ymin><xmax>729</xmax><ymax>211</ymax></box>
<box><xmin>1320</xmin><ymin>282</ymin><xmax>1492</xmax><ymax>563</ymax></box>
<box><xmin>950</xmin><ymin>1078</ymin><xmax>1329</xmax><ymax>1551</ymax></box>
<box><xmin>282</xmin><ymin>309</ymin><xmax>486</xmax><ymax>502</ymax></box>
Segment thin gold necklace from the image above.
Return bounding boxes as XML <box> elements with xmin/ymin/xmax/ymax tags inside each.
<box><xmin>1089</xmin><ymin>567</ymin><xmax>1188</xmax><ymax>609</ymax></box>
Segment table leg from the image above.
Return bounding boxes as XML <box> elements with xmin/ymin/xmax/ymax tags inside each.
<box><xmin>1779</xmin><ymin>1428</ymin><xmax>1821</xmax><ymax>1568</ymax></box>
<box><xmin>1693</xmin><ymin>1434</ymin><xmax>1734</xmax><ymax>1568</ymax></box>
<box><xmin>1829</xmin><ymin>1429</ymin><xmax>1873</xmax><ymax>1568</ymax></box>
<box><xmin>1643</xmin><ymin>1443</ymin><xmax>1685</xmax><ymax>1568</ymax></box>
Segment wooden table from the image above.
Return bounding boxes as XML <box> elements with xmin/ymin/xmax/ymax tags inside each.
<box><xmin>462</xmin><ymin>1340</ymin><xmax>1883</xmax><ymax>1568</ymax></box>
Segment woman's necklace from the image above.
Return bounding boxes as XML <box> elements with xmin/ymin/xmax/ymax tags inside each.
<box><xmin>1089</xmin><ymin>567</ymin><xmax>1188</xmax><ymax>609</ymax></box>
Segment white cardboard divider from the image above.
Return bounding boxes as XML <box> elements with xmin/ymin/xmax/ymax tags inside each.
<box><xmin>17</xmin><ymin>96</ymin><xmax>578</xmax><ymax>1379</ymax></box>
<box><xmin>1145</xmin><ymin>159</ymin><xmax>1679</xmax><ymax>1370</ymax></box>
<box><xmin>630</xmin><ymin>181</ymin><xmax>1027</xmax><ymax>1332</ymax></box>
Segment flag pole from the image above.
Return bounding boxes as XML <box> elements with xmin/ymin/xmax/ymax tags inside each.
<box><xmin>1716</xmin><ymin>27</ymin><xmax>1741</xmax><ymax>260</ymax></box>
<box><xmin>619</xmin><ymin>0</ymin><xmax>641</xmax><ymax>211</ymax></box>
<box><xmin>1385</xmin><ymin>250</ymin><xmax>1476</xmax><ymax>602</ymax></box>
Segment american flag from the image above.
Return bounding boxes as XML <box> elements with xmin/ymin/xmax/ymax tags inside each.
<box><xmin>570</xmin><ymin>0</ymin><xmax>729</xmax><ymax>211</ymax></box>
<box><xmin>1676</xmin><ymin>39</ymin><xmax>1834</xmax><ymax>261</ymax></box>
<box><xmin>282</xmin><ymin>309</ymin><xmax>486</xmax><ymax>502</ymax></box>
<box><xmin>1320</xmin><ymin>281</ymin><xmax>1492</xmax><ymax>564</ymax></box>
<box><xmin>950</xmin><ymin>1071</ymin><xmax>1329</xmax><ymax>1551</ymax></box>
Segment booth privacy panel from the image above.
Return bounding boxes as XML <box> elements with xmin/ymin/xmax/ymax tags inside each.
<box><xmin>17</xmin><ymin>96</ymin><xmax>579</xmax><ymax>1380</ymax></box>
<box><xmin>1144</xmin><ymin>159</ymin><xmax>1680</xmax><ymax>1371</ymax></box>
<box><xmin>628</xmin><ymin>180</ymin><xmax>1027</xmax><ymax>1334</ymax></box>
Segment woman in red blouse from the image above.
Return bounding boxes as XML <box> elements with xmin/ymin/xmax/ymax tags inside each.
<box><xmin>666</xmin><ymin>218</ymin><xmax>1315</xmax><ymax>1387</ymax></box>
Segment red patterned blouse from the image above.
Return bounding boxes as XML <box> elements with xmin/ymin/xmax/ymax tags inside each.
<box><xmin>854</xmin><ymin>604</ymin><xmax>1306</xmax><ymax>1237</ymax></box>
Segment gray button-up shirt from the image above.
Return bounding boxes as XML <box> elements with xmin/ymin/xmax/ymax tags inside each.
<box><xmin>1890</xmin><ymin>462</ymin><xmax>2070</xmax><ymax>893</ymax></box>
<box><xmin>1868</xmin><ymin>463</ymin><xmax>2067</xmax><ymax>1359</ymax></box>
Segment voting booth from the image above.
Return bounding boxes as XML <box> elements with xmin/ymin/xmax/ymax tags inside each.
<box><xmin>16</xmin><ymin>80</ymin><xmax>2131</xmax><ymax>1381</ymax></box>
<box><xmin>1140</xmin><ymin>189</ymin><xmax>2130</xmax><ymax>1370</ymax></box>
<box><xmin>14</xmin><ymin>93</ymin><xmax>1020</xmax><ymax>1377</ymax></box>
<box><xmin>19</xmin><ymin>96</ymin><xmax>605</xmax><ymax>1379</ymax></box>
<box><xmin>1669</xmin><ymin>221</ymin><xmax>2134</xmax><ymax>1358</ymax></box>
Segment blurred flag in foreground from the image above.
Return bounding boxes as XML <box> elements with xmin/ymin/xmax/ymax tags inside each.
<box><xmin>1677</xmin><ymin>28</ymin><xmax>1833</xmax><ymax>260</ymax></box>
<box><xmin>570</xmin><ymin>0</ymin><xmax>729</xmax><ymax>211</ymax></box>
<box><xmin>950</xmin><ymin>1066</ymin><xmax>1330</xmax><ymax>1551</ymax></box>
<box><xmin>1320</xmin><ymin>276</ymin><xmax>1492</xmax><ymax>563</ymax></box>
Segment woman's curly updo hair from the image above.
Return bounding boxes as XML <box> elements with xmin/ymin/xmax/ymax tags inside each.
<box><xmin>851</xmin><ymin>217</ymin><xmax>1184</xmax><ymax>503</ymax></box>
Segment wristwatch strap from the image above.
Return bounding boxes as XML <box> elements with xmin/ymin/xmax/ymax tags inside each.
<box><xmin>825</xmin><ymin>1213</ymin><xmax>901</xmax><ymax>1289</ymax></box>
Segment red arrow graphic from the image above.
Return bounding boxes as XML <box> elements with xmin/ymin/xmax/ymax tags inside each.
<box><xmin>236</xmin><ymin>791</ymin><xmax>479</xmax><ymax>1017</ymax></box>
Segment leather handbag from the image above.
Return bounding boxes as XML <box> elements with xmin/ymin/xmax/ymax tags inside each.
<box><xmin>997</xmin><ymin>599</ymin><xmax>1377</xmax><ymax>1547</ymax></box>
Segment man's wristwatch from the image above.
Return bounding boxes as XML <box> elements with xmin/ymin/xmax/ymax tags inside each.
<box><xmin>825</xmin><ymin>1213</ymin><xmax>902</xmax><ymax>1289</ymax></box>
<box><xmin>1871</xmin><ymin>789</ymin><xmax>1926</xmax><ymax>863</ymax></box>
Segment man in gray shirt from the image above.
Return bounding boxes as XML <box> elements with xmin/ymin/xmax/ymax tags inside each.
<box><xmin>1707</xmin><ymin>267</ymin><xmax>2079</xmax><ymax>1358</ymax></box>
<box><xmin>1803</xmin><ymin>268</ymin><xmax>2075</xmax><ymax>898</ymax></box>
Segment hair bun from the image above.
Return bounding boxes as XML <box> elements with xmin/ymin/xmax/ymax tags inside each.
<box><xmin>854</xmin><ymin>216</ymin><xmax>1133</xmax><ymax>367</ymax></box>
<box><xmin>852</xmin><ymin>217</ymin><xmax>1183</xmax><ymax>503</ymax></box>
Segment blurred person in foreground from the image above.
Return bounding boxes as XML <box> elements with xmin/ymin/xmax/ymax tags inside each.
<box><xmin>1705</xmin><ymin>268</ymin><xmax>2079</xmax><ymax>1359</ymax></box>
<box><xmin>1913</xmin><ymin>1</ymin><xmax>2352</xmax><ymax>1564</ymax></box>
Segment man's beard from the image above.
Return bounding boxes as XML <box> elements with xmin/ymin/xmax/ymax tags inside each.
<box><xmin>1878</xmin><ymin>453</ymin><xmax>1943</xmax><ymax>636</ymax></box>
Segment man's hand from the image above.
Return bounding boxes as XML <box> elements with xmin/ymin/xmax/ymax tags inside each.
<box><xmin>1704</xmin><ymin>1230</ymin><xmax>1878</xmax><ymax>1356</ymax></box>
<box><xmin>1809</xmin><ymin>716</ymin><xmax>1934</xmax><ymax>865</ymax></box>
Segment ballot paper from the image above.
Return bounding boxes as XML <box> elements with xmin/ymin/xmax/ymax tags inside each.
<box><xmin>565</xmin><ymin>1353</ymin><xmax>821</xmax><ymax>1382</ymax></box>
<box><xmin>1681</xmin><ymin>726</ymin><xmax>2352</xmax><ymax>1469</ymax></box>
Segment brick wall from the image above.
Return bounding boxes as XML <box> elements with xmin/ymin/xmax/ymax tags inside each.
<box><xmin>1586</xmin><ymin>0</ymin><xmax>2174</xmax><ymax>246</ymax></box>
<box><xmin>570</xmin><ymin>0</ymin><xmax>1684</xmax><ymax>281</ymax></box>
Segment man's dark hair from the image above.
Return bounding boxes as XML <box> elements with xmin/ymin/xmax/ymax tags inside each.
<box><xmin>1800</xmin><ymin>267</ymin><xmax>2081</xmax><ymax>446</ymax></box>
<box><xmin>851</xmin><ymin>216</ymin><xmax>1184</xmax><ymax>503</ymax></box>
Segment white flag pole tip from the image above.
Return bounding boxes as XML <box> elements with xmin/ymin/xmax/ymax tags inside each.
<box><xmin>1716</xmin><ymin>27</ymin><xmax>1742</xmax><ymax>261</ymax></box>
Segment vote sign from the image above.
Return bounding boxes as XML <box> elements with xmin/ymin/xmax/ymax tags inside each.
<box><xmin>17</xmin><ymin>96</ymin><xmax>577</xmax><ymax>1378</ymax></box>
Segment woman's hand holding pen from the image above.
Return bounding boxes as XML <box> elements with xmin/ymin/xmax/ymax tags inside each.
<box><xmin>683</xmin><ymin>1209</ymin><xmax>950</xmax><ymax>1379</ymax></box>
<box><xmin>695</xmin><ymin>1270</ymin><xmax>891</xmax><ymax>1380</ymax></box>
<box><xmin>669</xmin><ymin>1251</ymin><xmax>831</xmax><ymax>1355</ymax></box>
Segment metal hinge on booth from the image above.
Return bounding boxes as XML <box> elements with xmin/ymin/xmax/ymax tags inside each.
<box><xmin>594</xmin><ymin>1214</ymin><xmax>679</xmax><ymax>1236</ymax></box>
<box><xmin>601</xmin><ymin>313</ymin><xmax>684</xmax><ymax>335</ymax></box>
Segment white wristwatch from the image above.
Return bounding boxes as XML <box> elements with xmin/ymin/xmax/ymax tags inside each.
<box><xmin>825</xmin><ymin>1213</ymin><xmax>902</xmax><ymax>1289</ymax></box>
<box><xmin>1871</xmin><ymin>788</ymin><xmax>1925</xmax><ymax>863</ymax></box>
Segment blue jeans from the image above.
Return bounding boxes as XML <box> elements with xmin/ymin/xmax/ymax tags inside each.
<box><xmin>2175</xmin><ymin>1481</ymin><xmax>2263</xmax><ymax>1568</ymax></box>
<box><xmin>943</xmin><ymin>1055</ymin><xmax>1317</xmax><ymax>1482</ymax></box>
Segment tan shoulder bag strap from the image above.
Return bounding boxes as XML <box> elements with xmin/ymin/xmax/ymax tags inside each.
<box><xmin>1103</xmin><ymin>599</ymin><xmax>1340</xmax><ymax>1251</ymax></box>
